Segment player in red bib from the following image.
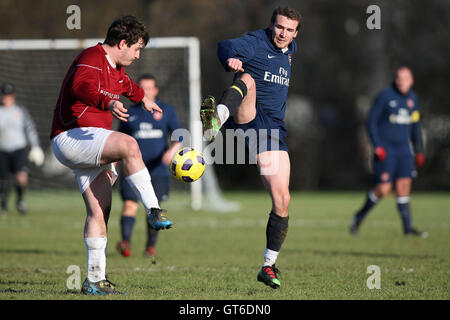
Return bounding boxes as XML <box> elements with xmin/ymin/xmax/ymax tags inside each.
<box><xmin>50</xmin><ymin>16</ymin><xmax>172</xmax><ymax>295</ymax></box>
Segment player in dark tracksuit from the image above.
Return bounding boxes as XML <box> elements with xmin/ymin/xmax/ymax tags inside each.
<box><xmin>200</xmin><ymin>7</ymin><xmax>302</xmax><ymax>288</ymax></box>
<box><xmin>350</xmin><ymin>67</ymin><xmax>427</xmax><ymax>237</ymax></box>
<box><xmin>116</xmin><ymin>74</ymin><xmax>182</xmax><ymax>259</ymax></box>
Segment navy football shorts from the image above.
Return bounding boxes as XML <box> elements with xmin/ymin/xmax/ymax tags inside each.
<box><xmin>120</xmin><ymin>174</ymin><xmax>170</xmax><ymax>203</ymax></box>
<box><xmin>0</xmin><ymin>148</ymin><xmax>28</xmax><ymax>179</ymax></box>
<box><xmin>374</xmin><ymin>153</ymin><xmax>416</xmax><ymax>184</ymax></box>
<box><xmin>223</xmin><ymin>107</ymin><xmax>288</xmax><ymax>155</ymax></box>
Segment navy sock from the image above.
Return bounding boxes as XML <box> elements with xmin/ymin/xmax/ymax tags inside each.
<box><xmin>0</xmin><ymin>179</ymin><xmax>9</xmax><ymax>210</ymax></box>
<box><xmin>146</xmin><ymin>221</ymin><xmax>159</xmax><ymax>248</ymax></box>
<box><xmin>354</xmin><ymin>191</ymin><xmax>379</xmax><ymax>225</ymax></box>
<box><xmin>16</xmin><ymin>184</ymin><xmax>24</xmax><ymax>202</ymax></box>
<box><xmin>120</xmin><ymin>216</ymin><xmax>135</xmax><ymax>242</ymax></box>
<box><xmin>266</xmin><ymin>211</ymin><xmax>289</xmax><ymax>252</ymax></box>
<box><xmin>397</xmin><ymin>197</ymin><xmax>412</xmax><ymax>233</ymax></box>
<box><xmin>218</xmin><ymin>79</ymin><xmax>247</xmax><ymax>116</ymax></box>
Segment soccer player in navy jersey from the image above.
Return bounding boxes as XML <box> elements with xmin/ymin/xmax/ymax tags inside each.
<box><xmin>116</xmin><ymin>74</ymin><xmax>182</xmax><ymax>260</ymax></box>
<box><xmin>350</xmin><ymin>67</ymin><xmax>427</xmax><ymax>238</ymax></box>
<box><xmin>201</xmin><ymin>6</ymin><xmax>301</xmax><ymax>289</ymax></box>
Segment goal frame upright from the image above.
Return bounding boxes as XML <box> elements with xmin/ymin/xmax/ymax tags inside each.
<box><xmin>0</xmin><ymin>37</ymin><xmax>204</xmax><ymax>210</ymax></box>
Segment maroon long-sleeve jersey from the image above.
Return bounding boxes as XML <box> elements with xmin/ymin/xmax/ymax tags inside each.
<box><xmin>50</xmin><ymin>43</ymin><xmax>144</xmax><ymax>139</ymax></box>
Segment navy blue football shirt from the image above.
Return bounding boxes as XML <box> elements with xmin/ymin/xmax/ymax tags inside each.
<box><xmin>118</xmin><ymin>99</ymin><xmax>182</xmax><ymax>176</ymax></box>
<box><xmin>217</xmin><ymin>28</ymin><xmax>296</xmax><ymax>122</ymax></box>
<box><xmin>367</xmin><ymin>84</ymin><xmax>423</xmax><ymax>156</ymax></box>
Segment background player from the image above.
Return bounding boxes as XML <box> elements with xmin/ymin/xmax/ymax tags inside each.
<box><xmin>0</xmin><ymin>83</ymin><xmax>44</xmax><ymax>216</ymax></box>
<box><xmin>201</xmin><ymin>6</ymin><xmax>301</xmax><ymax>288</ymax></box>
<box><xmin>50</xmin><ymin>16</ymin><xmax>173</xmax><ymax>295</ymax></box>
<box><xmin>350</xmin><ymin>67</ymin><xmax>427</xmax><ymax>237</ymax></box>
<box><xmin>116</xmin><ymin>74</ymin><xmax>182</xmax><ymax>260</ymax></box>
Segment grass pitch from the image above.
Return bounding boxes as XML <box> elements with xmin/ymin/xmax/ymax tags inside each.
<box><xmin>0</xmin><ymin>190</ymin><xmax>448</xmax><ymax>300</ymax></box>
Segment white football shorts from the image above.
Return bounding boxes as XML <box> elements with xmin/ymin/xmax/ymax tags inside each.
<box><xmin>51</xmin><ymin>127</ymin><xmax>118</xmax><ymax>194</ymax></box>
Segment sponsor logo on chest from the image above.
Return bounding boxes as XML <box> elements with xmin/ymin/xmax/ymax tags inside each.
<box><xmin>263</xmin><ymin>66</ymin><xmax>290</xmax><ymax>87</ymax></box>
<box><xmin>389</xmin><ymin>108</ymin><xmax>412</xmax><ymax>124</ymax></box>
<box><xmin>133</xmin><ymin>122</ymin><xmax>163</xmax><ymax>139</ymax></box>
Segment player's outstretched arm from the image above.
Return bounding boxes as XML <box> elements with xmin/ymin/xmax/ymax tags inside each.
<box><xmin>217</xmin><ymin>34</ymin><xmax>256</xmax><ymax>72</ymax></box>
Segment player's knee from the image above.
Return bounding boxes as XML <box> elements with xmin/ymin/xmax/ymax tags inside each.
<box><xmin>273</xmin><ymin>190</ymin><xmax>290</xmax><ymax>214</ymax></box>
<box><xmin>86</xmin><ymin>208</ymin><xmax>105</xmax><ymax>224</ymax></box>
<box><xmin>282</xmin><ymin>192</ymin><xmax>291</xmax><ymax>209</ymax></box>
<box><xmin>122</xmin><ymin>201</ymin><xmax>138</xmax><ymax>216</ymax></box>
<box><xmin>124</xmin><ymin>136</ymin><xmax>142</xmax><ymax>160</ymax></box>
<box><xmin>15</xmin><ymin>171</ymin><xmax>28</xmax><ymax>186</ymax></box>
<box><xmin>395</xmin><ymin>178</ymin><xmax>411</xmax><ymax>196</ymax></box>
<box><xmin>376</xmin><ymin>183</ymin><xmax>392</xmax><ymax>198</ymax></box>
<box><xmin>239</xmin><ymin>73</ymin><xmax>255</xmax><ymax>94</ymax></box>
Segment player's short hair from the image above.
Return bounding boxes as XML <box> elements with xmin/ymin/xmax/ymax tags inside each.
<box><xmin>104</xmin><ymin>15</ymin><xmax>150</xmax><ymax>47</ymax></box>
<box><xmin>138</xmin><ymin>73</ymin><xmax>157</xmax><ymax>86</ymax></box>
<box><xmin>271</xmin><ymin>6</ymin><xmax>302</xmax><ymax>31</ymax></box>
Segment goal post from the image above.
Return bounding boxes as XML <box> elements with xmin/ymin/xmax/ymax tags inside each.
<box><xmin>0</xmin><ymin>37</ymin><xmax>204</xmax><ymax>210</ymax></box>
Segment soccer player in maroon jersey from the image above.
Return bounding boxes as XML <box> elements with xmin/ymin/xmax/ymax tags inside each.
<box><xmin>50</xmin><ymin>16</ymin><xmax>172</xmax><ymax>295</ymax></box>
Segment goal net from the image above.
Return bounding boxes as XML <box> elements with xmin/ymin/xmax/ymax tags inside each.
<box><xmin>0</xmin><ymin>37</ymin><xmax>239</xmax><ymax>212</ymax></box>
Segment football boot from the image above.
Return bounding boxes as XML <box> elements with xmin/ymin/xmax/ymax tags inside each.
<box><xmin>405</xmin><ymin>227</ymin><xmax>428</xmax><ymax>238</ymax></box>
<box><xmin>81</xmin><ymin>278</ymin><xmax>126</xmax><ymax>295</ymax></box>
<box><xmin>200</xmin><ymin>95</ymin><xmax>222</xmax><ymax>142</ymax></box>
<box><xmin>116</xmin><ymin>240</ymin><xmax>131</xmax><ymax>257</ymax></box>
<box><xmin>148</xmin><ymin>208</ymin><xmax>172</xmax><ymax>230</ymax></box>
<box><xmin>257</xmin><ymin>264</ymin><xmax>281</xmax><ymax>289</ymax></box>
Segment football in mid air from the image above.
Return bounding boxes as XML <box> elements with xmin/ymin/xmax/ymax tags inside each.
<box><xmin>171</xmin><ymin>147</ymin><xmax>206</xmax><ymax>182</ymax></box>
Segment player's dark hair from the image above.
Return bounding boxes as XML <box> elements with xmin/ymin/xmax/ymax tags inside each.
<box><xmin>138</xmin><ymin>73</ymin><xmax>157</xmax><ymax>86</ymax></box>
<box><xmin>271</xmin><ymin>7</ymin><xmax>302</xmax><ymax>31</ymax></box>
<box><xmin>104</xmin><ymin>15</ymin><xmax>150</xmax><ymax>47</ymax></box>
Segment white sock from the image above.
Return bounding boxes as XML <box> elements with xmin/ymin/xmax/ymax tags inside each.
<box><xmin>85</xmin><ymin>237</ymin><xmax>107</xmax><ymax>283</ymax></box>
<box><xmin>216</xmin><ymin>104</ymin><xmax>230</xmax><ymax>125</ymax></box>
<box><xmin>397</xmin><ymin>196</ymin><xmax>410</xmax><ymax>204</ymax></box>
<box><xmin>262</xmin><ymin>248</ymin><xmax>279</xmax><ymax>267</ymax></box>
<box><xmin>125</xmin><ymin>168</ymin><xmax>160</xmax><ymax>214</ymax></box>
<box><xmin>368</xmin><ymin>190</ymin><xmax>379</xmax><ymax>203</ymax></box>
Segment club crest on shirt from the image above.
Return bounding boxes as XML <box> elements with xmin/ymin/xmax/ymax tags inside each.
<box><xmin>407</xmin><ymin>98</ymin><xmax>415</xmax><ymax>108</ymax></box>
<box><xmin>388</xmin><ymin>100</ymin><xmax>398</xmax><ymax>108</ymax></box>
<box><xmin>288</xmin><ymin>54</ymin><xmax>292</xmax><ymax>65</ymax></box>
